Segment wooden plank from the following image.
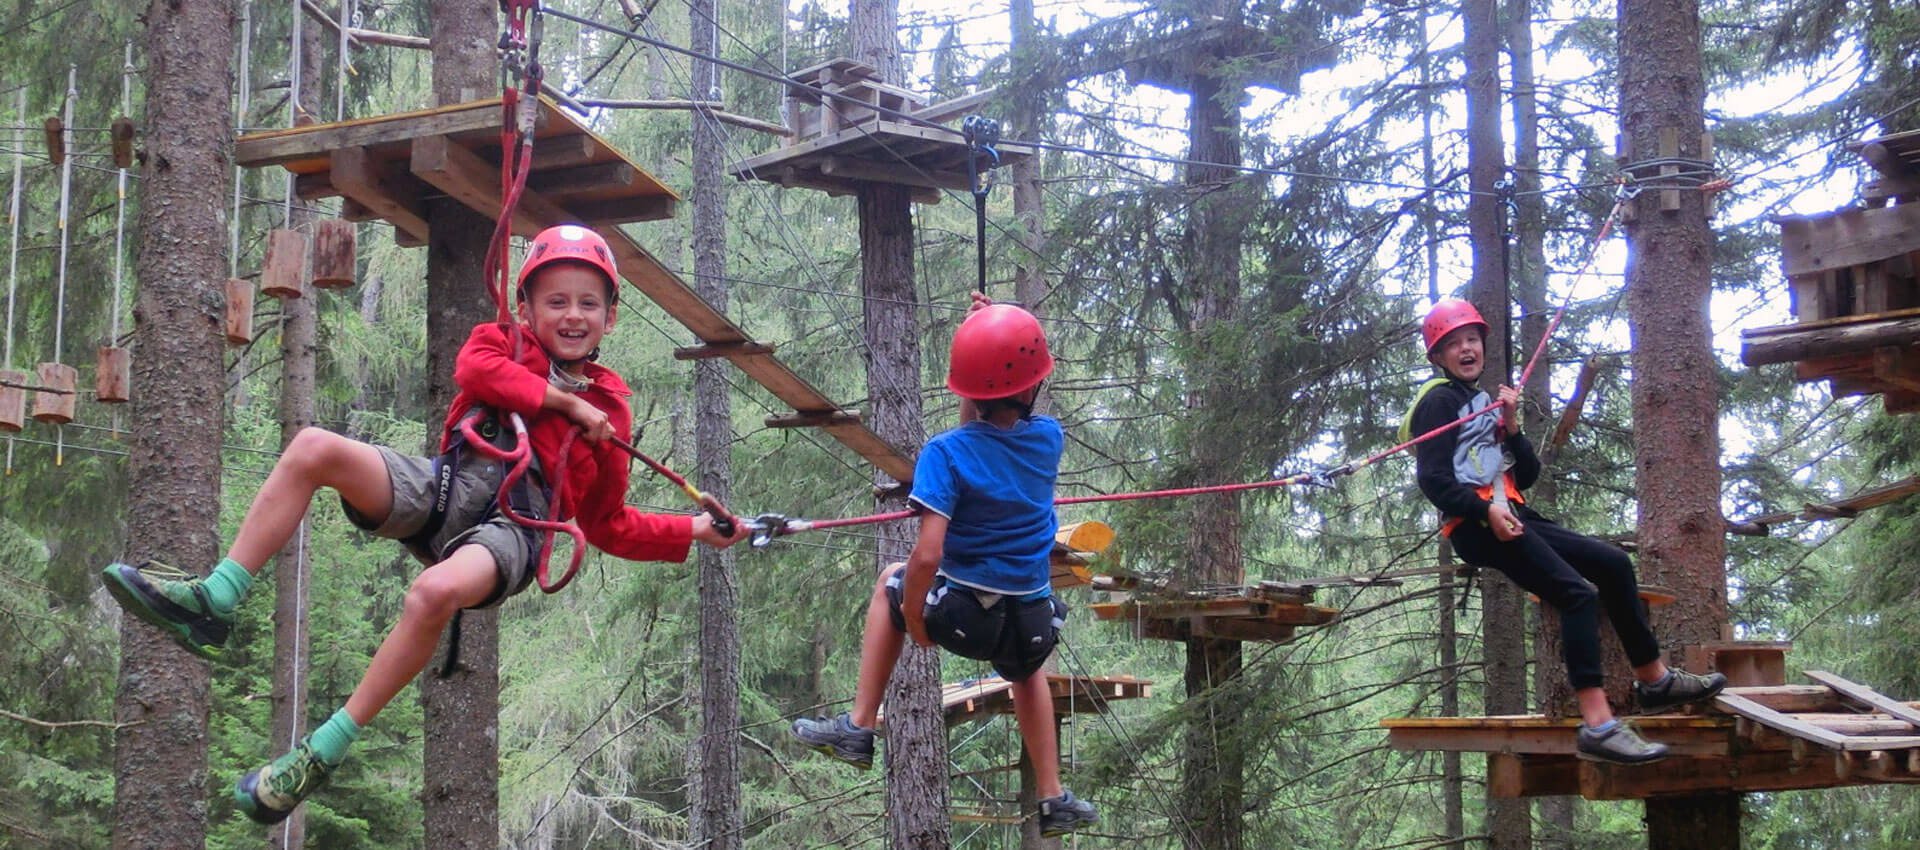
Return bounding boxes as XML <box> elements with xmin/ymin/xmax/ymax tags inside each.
<box><xmin>765</xmin><ymin>410</ymin><xmax>864</xmax><ymax>428</ymax></box>
<box><xmin>569</xmin><ymin>195</ymin><xmax>678</xmax><ymax>225</ymax></box>
<box><xmin>1382</xmin><ymin>715</ymin><xmax>1730</xmax><ymax>757</ymax></box>
<box><xmin>330</xmin><ymin>146</ymin><xmax>429</xmax><ymax>245</ymax></box>
<box><xmin>237</xmin><ymin>98</ymin><xmax>508</xmax><ymax>168</ymax></box>
<box><xmin>1740</xmin><ymin>315</ymin><xmax>1920</xmax><ymax>366</ymax></box>
<box><xmin>527</xmin><ymin>162</ymin><xmax>636</xmax><ymax>196</ymax></box>
<box><xmin>673</xmin><ymin>341</ymin><xmax>777</xmax><ymax>360</ymax></box>
<box><xmin>1580</xmin><ymin>751</ymin><xmax>1844</xmax><ymax>800</ymax></box>
<box><xmin>1714</xmin><ymin>692</ymin><xmax>1863</xmax><ymax>750</ymax></box>
<box><xmin>1778</xmin><ymin>203</ymin><xmax>1920</xmax><ymax>278</ymax></box>
<box><xmin>1803</xmin><ymin>671</ymin><xmax>1920</xmax><ymax>729</ymax></box>
<box><xmin>818</xmin><ymin>155</ymin><xmax>970</xmax><ymax>191</ymax></box>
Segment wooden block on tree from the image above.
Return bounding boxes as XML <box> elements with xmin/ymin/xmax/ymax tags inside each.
<box><xmin>30</xmin><ymin>362</ymin><xmax>77</xmax><ymax>424</ymax></box>
<box><xmin>95</xmin><ymin>346</ymin><xmax>130</xmax><ymax>403</ymax></box>
<box><xmin>225</xmin><ymin>278</ymin><xmax>255</xmax><ymax>345</ymax></box>
<box><xmin>111</xmin><ymin>117</ymin><xmax>135</xmax><ymax>169</ymax></box>
<box><xmin>260</xmin><ymin>229</ymin><xmax>308</xmax><ymax>299</ymax></box>
<box><xmin>0</xmin><ymin>369</ymin><xmax>26</xmax><ymax>432</ymax></box>
<box><xmin>310</xmin><ymin>219</ymin><xmax>357</xmax><ymax>289</ymax></box>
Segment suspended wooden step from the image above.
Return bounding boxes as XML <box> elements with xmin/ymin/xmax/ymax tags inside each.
<box><xmin>30</xmin><ymin>362</ymin><xmax>76</xmax><ymax>424</ymax></box>
<box><xmin>310</xmin><ymin>219</ymin><xmax>357</xmax><ymax>289</ymax></box>
<box><xmin>925</xmin><ymin>674</ymin><xmax>1153</xmax><ymax>728</ymax></box>
<box><xmin>1742</xmin><ymin>129</ymin><xmax>1920</xmax><ymax>414</ymax></box>
<box><xmin>0</xmin><ymin>369</ymin><xmax>27</xmax><ymax>431</ymax></box>
<box><xmin>1089</xmin><ymin>581</ymin><xmax>1340</xmax><ymax>644</ymax></box>
<box><xmin>729</xmin><ymin>59</ymin><xmax>1035</xmax><ymax>203</ymax></box>
<box><xmin>260</xmin><ymin>229</ymin><xmax>308</xmax><ymax>300</ymax></box>
<box><xmin>224</xmin><ymin>278</ymin><xmax>255</xmax><ymax>345</ymax></box>
<box><xmin>95</xmin><ymin>346</ymin><xmax>130</xmax><ymax>404</ymax></box>
<box><xmin>1048</xmin><ymin>520</ymin><xmax>1113</xmax><ymax>590</ymax></box>
<box><xmin>1384</xmin><ymin>669</ymin><xmax>1920</xmax><ymax>800</ymax></box>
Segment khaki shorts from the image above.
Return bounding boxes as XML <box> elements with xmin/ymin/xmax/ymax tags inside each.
<box><xmin>341</xmin><ymin>444</ymin><xmax>550</xmax><ymax>609</ymax></box>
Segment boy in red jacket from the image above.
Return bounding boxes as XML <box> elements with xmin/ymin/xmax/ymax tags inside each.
<box><xmin>102</xmin><ymin>225</ymin><xmax>747</xmax><ymax>823</ymax></box>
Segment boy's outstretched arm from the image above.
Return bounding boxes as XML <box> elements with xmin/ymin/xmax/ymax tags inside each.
<box><xmin>899</xmin><ymin>511</ymin><xmax>948</xmax><ymax>648</ymax></box>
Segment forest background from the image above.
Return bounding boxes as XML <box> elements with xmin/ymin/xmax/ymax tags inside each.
<box><xmin>0</xmin><ymin>0</ymin><xmax>1917</xmax><ymax>847</ymax></box>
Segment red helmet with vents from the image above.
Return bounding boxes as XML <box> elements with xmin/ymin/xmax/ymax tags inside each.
<box><xmin>947</xmin><ymin>304</ymin><xmax>1054</xmax><ymax>400</ymax></box>
<box><xmin>1421</xmin><ymin>298</ymin><xmax>1489</xmax><ymax>355</ymax></box>
<box><xmin>518</xmin><ymin>224</ymin><xmax>617</xmax><ymax>299</ymax></box>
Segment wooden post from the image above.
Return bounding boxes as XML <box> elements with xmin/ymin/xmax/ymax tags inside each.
<box><xmin>96</xmin><ymin>346</ymin><xmax>131</xmax><ymax>403</ymax></box>
<box><xmin>30</xmin><ymin>362</ymin><xmax>77</xmax><ymax>423</ymax></box>
<box><xmin>0</xmin><ymin>369</ymin><xmax>26</xmax><ymax>431</ymax></box>
<box><xmin>260</xmin><ymin>228</ymin><xmax>308</xmax><ymax>299</ymax></box>
<box><xmin>310</xmin><ymin>219</ymin><xmax>356</xmax><ymax>288</ymax></box>
<box><xmin>225</xmin><ymin>278</ymin><xmax>255</xmax><ymax>344</ymax></box>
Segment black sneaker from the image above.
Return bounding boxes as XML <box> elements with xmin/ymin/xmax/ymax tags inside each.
<box><xmin>100</xmin><ymin>561</ymin><xmax>233</xmax><ymax>660</ymax></box>
<box><xmin>1038</xmin><ymin>789</ymin><xmax>1098</xmax><ymax>837</ymax></box>
<box><xmin>1634</xmin><ymin>669</ymin><xmax>1728</xmax><ymax>712</ymax></box>
<box><xmin>790</xmin><ymin>712</ymin><xmax>875</xmax><ymax>770</ymax></box>
<box><xmin>1576</xmin><ymin>722</ymin><xmax>1669</xmax><ymax>765</ymax></box>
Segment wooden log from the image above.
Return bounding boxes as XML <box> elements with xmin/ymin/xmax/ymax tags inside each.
<box><xmin>310</xmin><ymin>219</ymin><xmax>356</xmax><ymax>289</ymax></box>
<box><xmin>0</xmin><ymin>369</ymin><xmax>27</xmax><ymax>431</ymax></box>
<box><xmin>1740</xmin><ymin>315</ymin><xmax>1920</xmax><ymax>366</ymax></box>
<box><xmin>95</xmin><ymin>346</ymin><xmax>130</xmax><ymax>403</ymax></box>
<box><xmin>111</xmin><ymin>117</ymin><xmax>136</xmax><ymax>169</ymax></box>
<box><xmin>225</xmin><ymin>278</ymin><xmax>255</xmax><ymax>345</ymax></box>
<box><xmin>30</xmin><ymin>362</ymin><xmax>78</xmax><ymax>424</ymax></box>
<box><xmin>43</xmin><ymin>117</ymin><xmax>63</xmax><ymax>165</ymax></box>
<box><xmin>260</xmin><ymin>229</ymin><xmax>308</xmax><ymax>299</ymax></box>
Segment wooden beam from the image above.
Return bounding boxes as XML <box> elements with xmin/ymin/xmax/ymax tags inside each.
<box><xmin>766</xmin><ymin>410</ymin><xmax>863</xmax><ymax>428</ymax></box>
<box><xmin>330</xmin><ymin>145</ymin><xmax>429</xmax><ymax>246</ymax></box>
<box><xmin>527</xmin><ymin>162</ymin><xmax>636</xmax><ymax>196</ymax></box>
<box><xmin>237</xmin><ymin>99</ymin><xmax>509</xmax><ymax>168</ymax></box>
<box><xmin>1803</xmin><ymin>671</ymin><xmax>1920</xmax><ymax>729</ymax></box>
<box><xmin>1580</xmin><ymin>751</ymin><xmax>1843</xmax><ymax>800</ymax></box>
<box><xmin>1488</xmin><ymin>754</ymin><xmax>1580</xmax><ymax>798</ymax></box>
<box><xmin>569</xmin><ymin>195</ymin><xmax>678</xmax><ymax>225</ymax></box>
<box><xmin>1740</xmin><ymin>315</ymin><xmax>1920</xmax><ymax>366</ymax></box>
<box><xmin>411</xmin><ymin>133</ymin><xmax>570</xmax><ymax>237</ymax></box>
<box><xmin>910</xmin><ymin>88</ymin><xmax>1000</xmax><ymax>125</ymax></box>
<box><xmin>673</xmin><ymin>341</ymin><xmax>776</xmax><ymax>360</ymax></box>
<box><xmin>818</xmin><ymin>155</ymin><xmax>969</xmax><ymax>191</ymax></box>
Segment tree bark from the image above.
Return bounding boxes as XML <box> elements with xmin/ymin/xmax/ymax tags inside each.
<box><xmin>1463</xmin><ymin>0</ymin><xmax>1531</xmax><ymax>845</ymax></box>
<box><xmin>112</xmin><ymin>2</ymin><xmax>232</xmax><ymax>848</ymax></box>
<box><xmin>849</xmin><ymin>4</ymin><xmax>944</xmax><ymax>847</ymax></box>
<box><xmin>1178</xmin><ymin>27</ymin><xmax>1248</xmax><ymax>850</ymax></box>
<box><xmin>1619</xmin><ymin>0</ymin><xmax>1738</xmax><ymax>844</ymax></box>
<box><xmin>269</xmin><ymin>11</ymin><xmax>326</xmax><ymax>850</ymax></box>
<box><xmin>420</xmin><ymin>3</ymin><xmax>501</xmax><ymax>846</ymax></box>
<box><xmin>689</xmin><ymin>0</ymin><xmax>743</xmax><ymax>845</ymax></box>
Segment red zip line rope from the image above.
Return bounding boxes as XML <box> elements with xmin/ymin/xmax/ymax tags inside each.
<box><xmin>749</xmin><ymin>189</ymin><xmax>1637</xmax><ymax>545</ymax></box>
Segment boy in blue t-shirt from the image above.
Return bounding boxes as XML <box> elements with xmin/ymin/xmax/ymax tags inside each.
<box><xmin>791</xmin><ymin>294</ymin><xmax>1097</xmax><ymax>837</ymax></box>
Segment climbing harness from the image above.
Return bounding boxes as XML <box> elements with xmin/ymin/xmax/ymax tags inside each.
<box><xmin>962</xmin><ymin>114</ymin><xmax>1002</xmax><ymax>294</ymax></box>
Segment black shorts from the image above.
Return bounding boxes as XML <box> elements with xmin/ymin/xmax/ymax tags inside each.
<box><xmin>884</xmin><ymin>566</ymin><xmax>1066</xmax><ymax>682</ymax></box>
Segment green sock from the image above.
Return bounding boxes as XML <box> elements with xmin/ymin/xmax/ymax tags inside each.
<box><xmin>306</xmin><ymin>708</ymin><xmax>361</xmax><ymax>767</ymax></box>
<box><xmin>201</xmin><ymin>558</ymin><xmax>254</xmax><ymax>615</ymax></box>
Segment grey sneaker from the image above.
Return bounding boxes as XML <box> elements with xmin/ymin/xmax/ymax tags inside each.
<box><xmin>1038</xmin><ymin>789</ymin><xmax>1098</xmax><ymax>837</ymax></box>
<box><xmin>101</xmin><ymin>561</ymin><xmax>233</xmax><ymax>660</ymax></box>
<box><xmin>234</xmin><ymin>742</ymin><xmax>335</xmax><ymax>824</ymax></box>
<box><xmin>790</xmin><ymin>712</ymin><xmax>875</xmax><ymax>770</ymax></box>
<box><xmin>1634</xmin><ymin>669</ymin><xmax>1728</xmax><ymax>712</ymax></box>
<box><xmin>1576</xmin><ymin>722</ymin><xmax>1669</xmax><ymax>765</ymax></box>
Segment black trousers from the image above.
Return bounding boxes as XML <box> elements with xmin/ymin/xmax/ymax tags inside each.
<box><xmin>1450</xmin><ymin>506</ymin><xmax>1662</xmax><ymax>689</ymax></box>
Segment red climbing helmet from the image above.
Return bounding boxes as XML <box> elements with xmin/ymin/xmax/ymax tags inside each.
<box><xmin>518</xmin><ymin>224</ymin><xmax>617</xmax><ymax>299</ymax></box>
<box><xmin>947</xmin><ymin>304</ymin><xmax>1054</xmax><ymax>400</ymax></box>
<box><xmin>1420</xmin><ymin>298</ymin><xmax>1490</xmax><ymax>355</ymax></box>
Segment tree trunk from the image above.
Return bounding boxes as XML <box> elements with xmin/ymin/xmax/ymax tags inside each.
<box><xmin>112</xmin><ymin>2</ymin><xmax>232</xmax><ymax>848</ymax></box>
<box><xmin>1463</xmin><ymin>0</ymin><xmax>1531</xmax><ymax>845</ymax></box>
<box><xmin>1178</xmin><ymin>35</ymin><xmax>1248</xmax><ymax>850</ymax></box>
<box><xmin>1619</xmin><ymin>0</ymin><xmax>1738</xmax><ymax>844</ymax></box>
<box><xmin>849</xmin><ymin>5</ymin><xmax>944</xmax><ymax>847</ymax></box>
<box><xmin>420</xmin><ymin>3</ymin><xmax>501</xmax><ymax>846</ymax></box>
<box><xmin>269</xmin><ymin>11</ymin><xmax>326</xmax><ymax>850</ymax></box>
<box><xmin>689</xmin><ymin>0</ymin><xmax>743</xmax><ymax>845</ymax></box>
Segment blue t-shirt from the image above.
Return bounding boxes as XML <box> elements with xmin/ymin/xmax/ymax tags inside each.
<box><xmin>908</xmin><ymin>414</ymin><xmax>1063</xmax><ymax>596</ymax></box>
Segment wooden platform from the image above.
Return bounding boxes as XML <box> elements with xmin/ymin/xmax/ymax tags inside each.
<box><xmin>1742</xmin><ymin>130</ymin><xmax>1920</xmax><ymax>413</ymax></box>
<box><xmin>730</xmin><ymin>59</ymin><xmax>1033</xmax><ymax>201</ymax></box>
<box><xmin>942</xmin><ymin>673</ymin><xmax>1153</xmax><ymax>726</ymax></box>
<box><xmin>1385</xmin><ymin>671</ymin><xmax>1920</xmax><ymax>800</ymax></box>
<box><xmin>1089</xmin><ymin>581</ymin><xmax>1340</xmax><ymax>643</ymax></box>
<box><xmin>235</xmin><ymin>98</ymin><xmax>917</xmax><ymax>484</ymax></box>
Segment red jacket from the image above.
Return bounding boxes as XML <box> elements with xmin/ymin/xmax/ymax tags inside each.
<box><xmin>444</xmin><ymin>322</ymin><xmax>693</xmax><ymax>563</ymax></box>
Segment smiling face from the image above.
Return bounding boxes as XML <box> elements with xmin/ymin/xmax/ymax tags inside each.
<box><xmin>1430</xmin><ymin>325</ymin><xmax>1486</xmax><ymax>382</ymax></box>
<box><xmin>518</xmin><ymin>262</ymin><xmax>616</xmax><ymax>365</ymax></box>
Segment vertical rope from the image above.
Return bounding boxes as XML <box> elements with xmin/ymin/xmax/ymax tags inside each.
<box><xmin>5</xmin><ymin>88</ymin><xmax>24</xmax><ymax>473</ymax></box>
<box><xmin>284</xmin><ymin>0</ymin><xmax>301</xmax><ymax>226</ymax></box>
<box><xmin>53</xmin><ymin>66</ymin><xmax>75</xmax><ymax>465</ymax></box>
<box><xmin>335</xmin><ymin>0</ymin><xmax>351</xmax><ymax>121</ymax></box>
<box><xmin>231</xmin><ymin>0</ymin><xmax>252</xmax><ymax>278</ymax></box>
<box><xmin>112</xmin><ymin>42</ymin><xmax>133</xmax><ymax>344</ymax></box>
<box><xmin>279</xmin><ymin>518</ymin><xmax>308</xmax><ymax>850</ymax></box>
